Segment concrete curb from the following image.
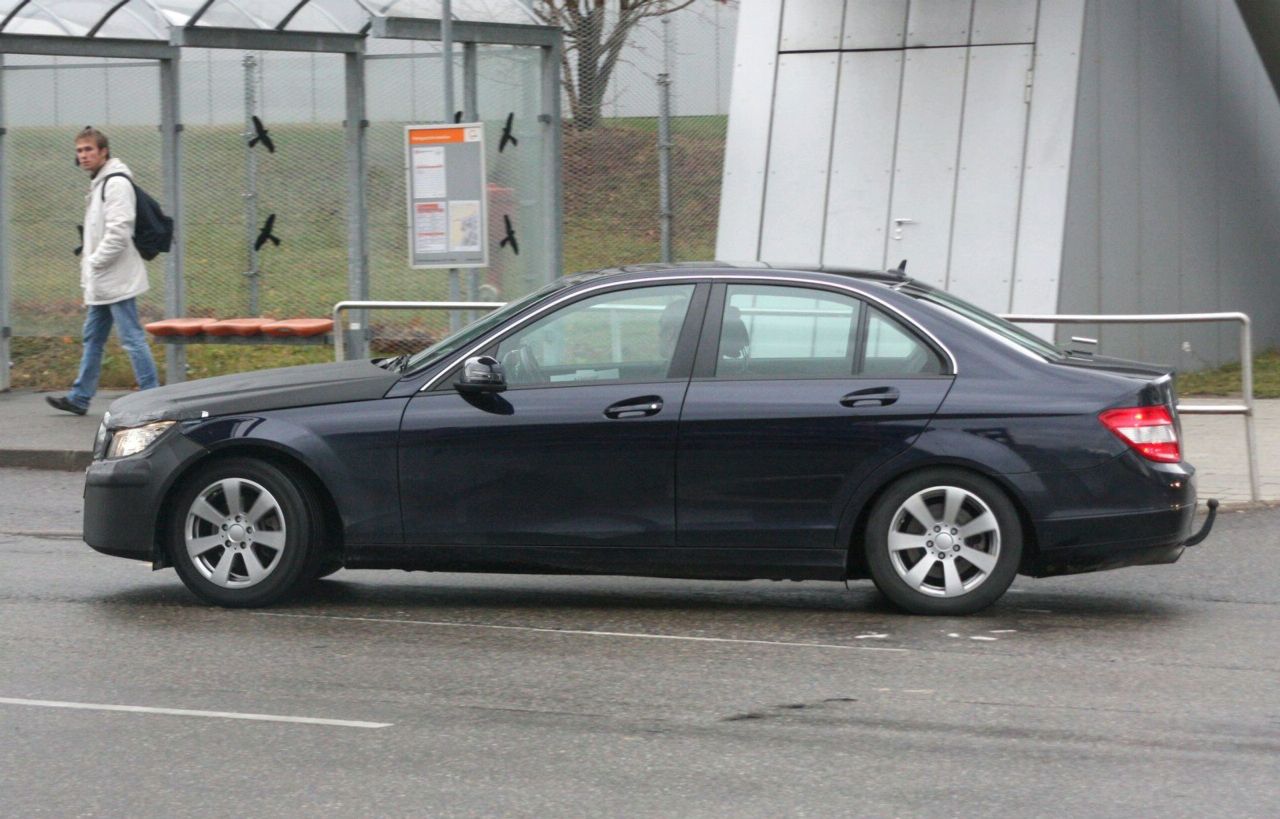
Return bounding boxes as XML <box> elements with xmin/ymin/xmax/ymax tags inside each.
<box><xmin>0</xmin><ymin>449</ymin><xmax>92</xmax><ymax>471</ymax></box>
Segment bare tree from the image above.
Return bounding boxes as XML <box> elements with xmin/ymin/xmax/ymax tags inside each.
<box><xmin>531</xmin><ymin>0</ymin><xmax>722</xmax><ymax>129</ymax></box>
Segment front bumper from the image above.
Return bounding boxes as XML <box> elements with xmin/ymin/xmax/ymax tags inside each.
<box><xmin>82</xmin><ymin>431</ymin><xmax>206</xmax><ymax>562</ymax></box>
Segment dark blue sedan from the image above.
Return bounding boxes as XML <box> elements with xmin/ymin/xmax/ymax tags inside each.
<box><xmin>83</xmin><ymin>263</ymin><xmax>1214</xmax><ymax>614</ymax></box>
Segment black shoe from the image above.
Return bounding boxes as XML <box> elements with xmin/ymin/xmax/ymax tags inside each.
<box><xmin>46</xmin><ymin>395</ymin><xmax>88</xmax><ymax>416</ymax></box>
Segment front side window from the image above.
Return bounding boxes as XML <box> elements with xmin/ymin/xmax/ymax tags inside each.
<box><xmin>496</xmin><ymin>284</ymin><xmax>695</xmax><ymax>387</ymax></box>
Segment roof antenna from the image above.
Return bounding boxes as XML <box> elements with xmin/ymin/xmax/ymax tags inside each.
<box><xmin>893</xmin><ymin>259</ymin><xmax>908</xmax><ymax>277</ymax></box>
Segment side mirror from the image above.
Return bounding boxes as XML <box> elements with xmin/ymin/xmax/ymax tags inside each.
<box><xmin>455</xmin><ymin>355</ymin><xmax>507</xmax><ymax>394</ymax></box>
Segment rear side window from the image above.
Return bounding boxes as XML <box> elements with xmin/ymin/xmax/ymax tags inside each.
<box><xmin>716</xmin><ymin>285</ymin><xmax>863</xmax><ymax>378</ymax></box>
<box><xmin>863</xmin><ymin>307</ymin><xmax>944</xmax><ymax>376</ymax></box>
<box><xmin>711</xmin><ymin>284</ymin><xmax>944</xmax><ymax>379</ymax></box>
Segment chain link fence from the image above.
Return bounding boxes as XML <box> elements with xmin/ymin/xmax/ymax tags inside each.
<box><xmin>562</xmin><ymin>2</ymin><xmax>735</xmax><ymax>273</ymax></box>
<box><xmin>2</xmin><ymin>4</ymin><xmax>736</xmax><ymax>378</ymax></box>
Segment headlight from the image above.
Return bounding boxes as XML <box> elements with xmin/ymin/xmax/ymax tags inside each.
<box><xmin>93</xmin><ymin>421</ymin><xmax>110</xmax><ymax>460</ymax></box>
<box><xmin>106</xmin><ymin>421</ymin><xmax>176</xmax><ymax>459</ymax></box>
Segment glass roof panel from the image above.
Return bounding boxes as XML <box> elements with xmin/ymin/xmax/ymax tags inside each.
<box><xmin>0</xmin><ymin>0</ymin><xmax>542</xmax><ymax>38</ymax></box>
<box><xmin>279</xmin><ymin>4</ymin><xmax>345</xmax><ymax>33</ymax></box>
<box><xmin>95</xmin><ymin>2</ymin><xmax>169</xmax><ymax>39</ymax></box>
<box><xmin>371</xmin><ymin>0</ymin><xmax>537</xmax><ymax>25</ymax></box>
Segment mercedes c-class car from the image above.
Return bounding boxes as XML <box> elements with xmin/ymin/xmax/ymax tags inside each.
<box><xmin>82</xmin><ymin>263</ymin><xmax>1215</xmax><ymax>615</ymax></box>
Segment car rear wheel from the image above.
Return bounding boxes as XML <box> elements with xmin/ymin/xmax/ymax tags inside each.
<box><xmin>169</xmin><ymin>457</ymin><xmax>323</xmax><ymax>607</ymax></box>
<box><xmin>864</xmin><ymin>469</ymin><xmax>1022</xmax><ymax>615</ymax></box>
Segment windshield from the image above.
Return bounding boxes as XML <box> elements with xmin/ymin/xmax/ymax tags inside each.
<box><xmin>904</xmin><ymin>285</ymin><xmax>1065</xmax><ymax>360</ymax></box>
<box><xmin>403</xmin><ymin>280</ymin><xmax>570</xmax><ymax>372</ymax></box>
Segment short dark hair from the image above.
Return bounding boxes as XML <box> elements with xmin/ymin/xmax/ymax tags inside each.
<box><xmin>75</xmin><ymin>126</ymin><xmax>110</xmax><ymax>155</ymax></box>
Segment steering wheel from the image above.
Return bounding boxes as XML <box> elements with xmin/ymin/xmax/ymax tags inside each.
<box><xmin>502</xmin><ymin>344</ymin><xmax>546</xmax><ymax>385</ymax></box>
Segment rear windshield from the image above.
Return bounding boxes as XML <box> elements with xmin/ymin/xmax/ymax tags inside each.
<box><xmin>903</xmin><ymin>285</ymin><xmax>1064</xmax><ymax>360</ymax></box>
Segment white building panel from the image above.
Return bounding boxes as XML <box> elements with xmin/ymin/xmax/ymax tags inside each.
<box><xmin>906</xmin><ymin>0</ymin><xmax>973</xmax><ymax>48</ymax></box>
<box><xmin>759</xmin><ymin>53</ymin><xmax>840</xmax><ymax>266</ymax></box>
<box><xmin>780</xmin><ymin>0</ymin><xmax>845</xmax><ymax>51</ymax></box>
<box><xmin>971</xmin><ymin>0</ymin><xmax>1038</xmax><ymax>44</ymax></box>
<box><xmin>716</xmin><ymin>0</ymin><xmax>784</xmax><ymax>261</ymax></box>
<box><xmin>887</xmin><ymin>47</ymin><xmax>968</xmax><ymax>287</ymax></box>
<box><xmin>1011</xmin><ymin>0</ymin><xmax>1086</xmax><ymax>316</ymax></box>
<box><xmin>841</xmin><ymin>0</ymin><xmax>908</xmax><ymax>50</ymax></box>
<box><xmin>948</xmin><ymin>44</ymin><xmax>1033</xmax><ymax>306</ymax></box>
<box><xmin>822</xmin><ymin>51</ymin><xmax>903</xmax><ymax>269</ymax></box>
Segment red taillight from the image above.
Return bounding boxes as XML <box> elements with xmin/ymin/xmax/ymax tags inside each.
<box><xmin>1099</xmin><ymin>406</ymin><xmax>1181</xmax><ymax>463</ymax></box>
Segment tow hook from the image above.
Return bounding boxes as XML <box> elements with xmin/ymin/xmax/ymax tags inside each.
<box><xmin>1184</xmin><ymin>498</ymin><xmax>1218</xmax><ymax>547</ymax></box>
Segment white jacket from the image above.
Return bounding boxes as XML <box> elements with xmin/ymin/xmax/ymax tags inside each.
<box><xmin>81</xmin><ymin>157</ymin><xmax>149</xmax><ymax>306</ymax></box>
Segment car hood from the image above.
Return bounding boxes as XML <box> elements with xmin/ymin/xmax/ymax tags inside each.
<box><xmin>104</xmin><ymin>359</ymin><xmax>402</xmax><ymax>428</ymax></box>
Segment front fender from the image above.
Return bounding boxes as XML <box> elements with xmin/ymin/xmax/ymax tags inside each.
<box><xmin>180</xmin><ymin>398</ymin><xmax>408</xmax><ymax>546</ymax></box>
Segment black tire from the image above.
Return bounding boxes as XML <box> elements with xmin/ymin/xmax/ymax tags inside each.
<box><xmin>863</xmin><ymin>468</ymin><xmax>1022</xmax><ymax>615</ymax></box>
<box><xmin>168</xmin><ymin>457</ymin><xmax>325</xmax><ymax>608</ymax></box>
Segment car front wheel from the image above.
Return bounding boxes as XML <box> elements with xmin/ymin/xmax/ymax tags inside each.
<box><xmin>169</xmin><ymin>457</ymin><xmax>323</xmax><ymax>607</ymax></box>
<box><xmin>864</xmin><ymin>469</ymin><xmax>1022</xmax><ymax>615</ymax></box>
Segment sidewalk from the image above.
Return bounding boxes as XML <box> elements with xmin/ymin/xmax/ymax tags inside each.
<box><xmin>0</xmin><ymin>387</ymin><xmax>1275</xmax><ymax>507</ymax></box>
<box><xmin>0</xmin><ymin>389</ymin><xmax>128</xmax><ymax>470</ymax></box>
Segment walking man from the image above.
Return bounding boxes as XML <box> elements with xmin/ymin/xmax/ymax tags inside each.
<box><xmin>46</xmin><ymin>127</ymin><xmax>159</xmax><ymax>415</ymax></box>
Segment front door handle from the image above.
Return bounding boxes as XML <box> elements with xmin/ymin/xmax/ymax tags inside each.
<box><xmin>604</xmin><ymin>396</ymin><xmax>663</xmax><ymax>419</ymax></box>
<box><xmin>840</xmin><ymin>386</ymin><xmax>900</xmax><ymax>408</ymax></box>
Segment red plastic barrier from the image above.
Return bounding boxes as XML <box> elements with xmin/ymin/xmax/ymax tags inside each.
<box><xmin>204</xmin><ymin>318</ymin><xmax>274</xmax><ymax>337</ymax></box>
<box><xmin>144</xmin><ymin>318</ymin><xmax>213</xmax><ymax>337</ymax></box>
<box><xmin>262</xmin><ymin>318</ymin><xmax>334</xmax><ymax>338</ymax></box>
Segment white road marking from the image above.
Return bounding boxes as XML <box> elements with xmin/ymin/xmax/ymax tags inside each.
<box><xmin>969</xmin><ymin>636</ymin><xmax>998</xmax><ymax>642</ymax></box>
<box><xmin>854</xmin><ymin>633</ymin><xmax>888</xmax><ymax>640</ymax></box>
<box><xmin>0</xmin><ymin>697</ymin><xmax>391</xmax><ymax>729</ymax></box>
<box><xmin>990</xmin><ymin>629</ymin><xmax>1017</xmax><ymax>633</ymax></box>
<box><xmin>254</xmin><ymin>612</ymin><xmax>909</xmax><ymax>653</ymax></box>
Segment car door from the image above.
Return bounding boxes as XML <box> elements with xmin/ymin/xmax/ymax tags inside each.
<box><xmin>677</xmin><ymin>282</ymin><xmax>954</xmax><ymax>550</ymax></box>
<box><xmin>399</xmin><ymin>281</ymin><xmax>707</xmax><ymax>548</ymax></box>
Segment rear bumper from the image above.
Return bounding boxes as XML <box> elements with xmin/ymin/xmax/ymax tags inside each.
<box><xmin>1012</xmin><ymin>454</ymin><xmax>1203</xmax><ymax>578</ymax></box>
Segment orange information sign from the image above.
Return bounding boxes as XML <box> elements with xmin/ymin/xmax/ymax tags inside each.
<box><xmin>404</xmin><ymin>123</ymin><xmax>487</xmax><ymax>268</ymax></box>
<box><xmin>408</xmin><ymin>127</ymin><xmax>469</xmax><ymax>145</ymax></box>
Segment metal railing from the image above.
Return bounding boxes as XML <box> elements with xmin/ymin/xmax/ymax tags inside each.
<box><xmin>1002</xmin><ymin>311</ymin><xmax>1259</xmax><ymax>503</ymax></box>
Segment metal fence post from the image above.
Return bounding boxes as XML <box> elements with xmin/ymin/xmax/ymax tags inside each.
<box><xmin>542</xmin><ymin>34</ymin><xmax>564</xmax><ymax>284</ymax></box>
<box><xmin>463</xmin><ymin>41</ymin><xmax>480</xmax><ymax>322</ymax></box>
<box><xmin>657</xmin><ymin>71</ymin><xmax>673</xmax><ymax>264</ymax></box>
<box><xmin>1239</xmin><ymin>314</ymin><xmax>1261</xmax><ymax>502</ymax></box>
<box><xmin>241</xmin><ymin>53</ymin><xmax>261</xmax><ymax>317</ymax></box>
<box><xmin>344</xmin><ymin>48</ymin><xmax>369</xmax><ymax>360</ymax></box>
<box><xmin>442</xmin><ymin>0</ymin><xmax>462</xmax><ymax>332</ymax></box>
<box><xmin>159</xmin><ymin>56</ymin><xmax>186</xmax><ymax>385</ymax></box>
<box><xmin>0</xmin><ymin>54</ymin><xmax>9</xmax><ymax>392</ymax></box>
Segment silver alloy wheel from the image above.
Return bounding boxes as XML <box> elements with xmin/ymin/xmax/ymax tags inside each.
<box><xmin>886</xmin><ymin>485</ymin><xmax>1001</xmax><ymax>598</ymax></box>
<box><xmin>183</xmin><ymin>477</ymin><xmax>287</xmax><ymax>589</ymax></box>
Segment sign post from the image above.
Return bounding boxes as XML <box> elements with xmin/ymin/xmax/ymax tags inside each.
<box><xmin>405</xmin><ymin>123</ymin><xmax>488</xmax><ymax>270</ymax></box>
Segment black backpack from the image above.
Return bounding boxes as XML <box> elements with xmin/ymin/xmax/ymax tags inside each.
<box><xmin>101</xmin><ymin>172</ymin><xmax>174</xmax><ymax>261</ymax></box>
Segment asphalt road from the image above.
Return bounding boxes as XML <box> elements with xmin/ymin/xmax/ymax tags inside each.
<box><xmin>1</xmin><ymin>468</ymin><xmax>1277</xmax><ymax>818</ymax></box>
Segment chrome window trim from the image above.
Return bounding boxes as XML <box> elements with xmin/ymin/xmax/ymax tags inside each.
<box><xmin>419</xmin><ymin>273</ymin><xmax>959</xmax><ymax>392</ymax></box>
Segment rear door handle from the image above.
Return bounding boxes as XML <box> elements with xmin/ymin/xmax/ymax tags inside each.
<box><xmin>604</xmin><ymin>396</ymin><xmax>664</xmax><ymax>419</ymax></box>
<box><xmin>840</xmin><ymin>386</ymin><xmax>900</xmax><ymax>408</ymax></box>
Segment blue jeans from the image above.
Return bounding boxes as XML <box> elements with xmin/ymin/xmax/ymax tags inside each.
<box><xmin>68</xmin><ymin>298</ymin><xmax>159</xmax><ymax>409</ymax></box>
